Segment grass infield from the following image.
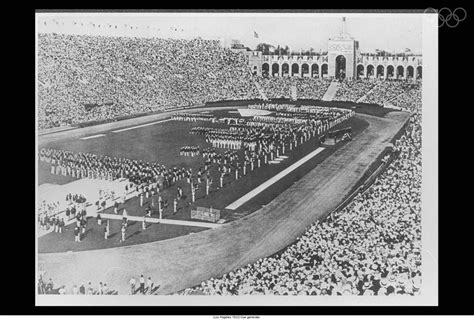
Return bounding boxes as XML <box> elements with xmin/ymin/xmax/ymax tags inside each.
<box><xmin>38</xmin><ymin>107</ymin><xmax>370</xmax><ymax>253</ymax></box>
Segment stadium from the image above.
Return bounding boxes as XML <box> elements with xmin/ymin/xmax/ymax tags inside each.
<box><xmin>36</xmin><ymin>14</ymin><xmax>422</xmax><ymax>298</ymax></box>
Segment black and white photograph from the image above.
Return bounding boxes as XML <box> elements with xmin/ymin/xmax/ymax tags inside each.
<box><xmin>35</xmin><ymin>10</ymin><xmax>438</xmax><ymax>307</ymax></box>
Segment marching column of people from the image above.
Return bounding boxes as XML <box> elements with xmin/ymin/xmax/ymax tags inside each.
<box><xmin>39</xmin><ymin>148</ymin><xmax>196</xmax><ymax>189</ymax></box>
<box><xmin>38</xmin><ymin>193</ymin><xmax>88</xmax><ymax>234</ymax></box>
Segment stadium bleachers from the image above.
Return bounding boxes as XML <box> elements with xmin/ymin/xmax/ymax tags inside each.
<box><xmin>38</xmin><ymin>31</ymin><xmax>423</xmax><ymax>297</ymax></box>
<box><xmin>38</xmin><ymin>33</ymin><xmax>261</xmax><ymax>130</ymax></box>
<box><xmin>253</xmin><ymin>76</ymin><xmax>331</xmax><ymax>100</ymax></box>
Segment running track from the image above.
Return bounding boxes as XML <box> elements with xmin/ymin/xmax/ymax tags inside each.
<box><xmin>226</xmin><ymin>147</ymin><xmax>325</xmax><ymax>210</ymax></box>
<box><xmin>38</xmin><ymin>106</ymin><xmax>241</xmax><ymax>147</ymax></box>
<box><xmin>37</xmin><ymin>111</ymin><xmax>410</xmax><ymax>296</ymax></box>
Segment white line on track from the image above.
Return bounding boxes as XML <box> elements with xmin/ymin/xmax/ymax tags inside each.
<box><xmin>111</xmin><ymin>119</ymin><xmax>172</xmax><ymax>133</ymax></box>
<box><xmin>80</xmin><ymin>134</ymin><xmax>106</xmax><ymax>140</ymax></box>
<box><xmin>226</xmin><ymin>147</ymin><xmax>326</xmax><ymax>210</ymax></box>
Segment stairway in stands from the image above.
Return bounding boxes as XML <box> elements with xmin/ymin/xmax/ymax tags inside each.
<box><xmin>356</xmin><ymin>83</ymin><xmax>379</xmax><ymax>103</ymax></box>
<box><xmin>251</xmin><ymin>75</ymin><xmax>269</xmax><ymax>101</ymax></box>
<box><xmin>290</xmin><ymin>84</ymin><xmax>297</xmax><ymax>101</ymax></box>
<box><xmin>321</xmin><ymin>81</ymin><xmax>340</xmax><ymax>101</ymax></box>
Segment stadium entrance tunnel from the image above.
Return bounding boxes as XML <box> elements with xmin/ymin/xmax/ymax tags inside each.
<box><xmin>311</xmin><ymin>63</ymin><xmax>319</xmax><ymax>78</ymax></box>
<box><xmin>281</xmin><ymin>63</ymin><xmax>289</xmax><ymax>77</ymax></box>
<box><xmin>387</xmin><ymin>65</ymin><xmax>395</xmax><ymax>78</ymax></box>
<box><xmin>335</xmin><ymin>55</ymin><xmax>346</xmax><ymax>79</ymax></box>
<box><xmin>357</xmin><ymin>64</ymin><xmax>364</xmax><ymax>79</ymax></box>
<box><xmin>301</xmin><ymin>63</ymin><xmax>309</xmax><ymax>77</ymax></box>
<box><xmin>366</xmin><ymin>65</ymin><xmax>374</xmax><ymax>78</ymax></box>
<box><xmin>397</xmin><ymin>65</ymin><xmax>404</xmax><ymax>79</ymax></box>
<box><xmin>272</xmin><ymin>63</ymin><xmax>279</xmax><ymax>77</ymax></box>
<box><xmin>262</xmin><ymin>63</ymin><xmax>269</xmax><ymax>77</ymax></box>
<box><xmin>291</xmin><ymin>63</ymin><xmax>299</xmax><ymax>76</ymax></box>
<box><xmin>321</xmin><ymin>64</ymin><xmax>328</xmax><ymax>77</ymax></box>
<box><xmin>377</xmin><ymin>65</ymin><xmax>384</xmax><ymax>79</ymax></box>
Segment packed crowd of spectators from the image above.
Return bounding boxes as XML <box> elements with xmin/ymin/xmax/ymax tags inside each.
<box><xmin>295</xmin><ymin>78</ymin><xmax>331</xmax><ymax>100</ymax></box>
<box><xmin>38</xmin><ymin>33</ymin><xmax>261</xmax><ymax>130</ymax></box>
<box><xmin>388</xmin><ymin>83</ymin><xmax>422</xmax><ymax>111</ymax></box>
<box><xmin>253</xmin><ymin>76</ymin><xmax>292</xmax><ymax>99</ymax></box>
<box><xmin>332</xmin><ymin>79</ymin><xmax>422</xmax><ymax>107</ymax></box>
<box><xmin>253</xmin><ymin>76</ymin><xmax>331</xmax><ymax>100</ymax></box>
<box><xmin>180</xmin><ymin>83</ymin><xmax>422</xmax><ymax>296</ymax></box>
<box><xmin>361</xmin><ymin>80</ymin><xmax>421</xmax><ymax>107</ymax></box>
<box><xmin>333</xmin><ymin>79</ymin><xmax>379</xmax><ymax>102</ymax></box>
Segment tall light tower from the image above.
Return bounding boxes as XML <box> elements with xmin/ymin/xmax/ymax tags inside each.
<box><xmin>327</xmin><ymin>17</ymin><xmax>358</xmax><ymax>80</ymax></box>
<box><xmin>342</xmin><ymin>17</ymin><xmax>347</xmax><ymax>35</ymax></box>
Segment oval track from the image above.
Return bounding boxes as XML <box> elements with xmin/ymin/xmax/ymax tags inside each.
<box><xmin>38</xmin><ymin>111</ymin><xmax>410</xmax><ymax>295</ymax></box>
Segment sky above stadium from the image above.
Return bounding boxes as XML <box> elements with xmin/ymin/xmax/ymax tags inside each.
<box><xmin>36</xmin><ymin>12</ymin><xmax>423</xmax><ymax>54</ymax></box>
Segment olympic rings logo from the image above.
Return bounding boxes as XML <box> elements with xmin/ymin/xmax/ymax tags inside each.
<box><xmin>424</xmin><ymin>7</ymin><xmax>467</xmax><ymax>28</ymax></box>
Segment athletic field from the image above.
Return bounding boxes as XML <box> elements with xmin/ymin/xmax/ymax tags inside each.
<box><xmin>38</xmin><ymin>105</ymin><xmax>369</xmax><ymax>253</ymax></box>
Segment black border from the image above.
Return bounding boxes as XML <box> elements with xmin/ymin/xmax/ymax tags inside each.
<box><xmin>4</xmin><ymin>3</ymin><xmax>471</xmax><ymax>315</ymax></box>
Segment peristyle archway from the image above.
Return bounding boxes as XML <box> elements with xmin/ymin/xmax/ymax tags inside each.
<box><xmin>335</xmin><ymin>55</ymin><xmax>346</xmax><ymax>79</ymax></box>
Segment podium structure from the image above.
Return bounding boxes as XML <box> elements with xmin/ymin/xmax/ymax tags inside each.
<box><xmin>191</xmin><ymin>206</ymin><xmax>221</xmax><ymax>223</ymax></box>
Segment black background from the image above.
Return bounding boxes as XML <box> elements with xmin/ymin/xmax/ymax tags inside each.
<box><xmin>2</xmin><ymin>1</ymin><xmax>472</xmax><ymax>315</ymax></box>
